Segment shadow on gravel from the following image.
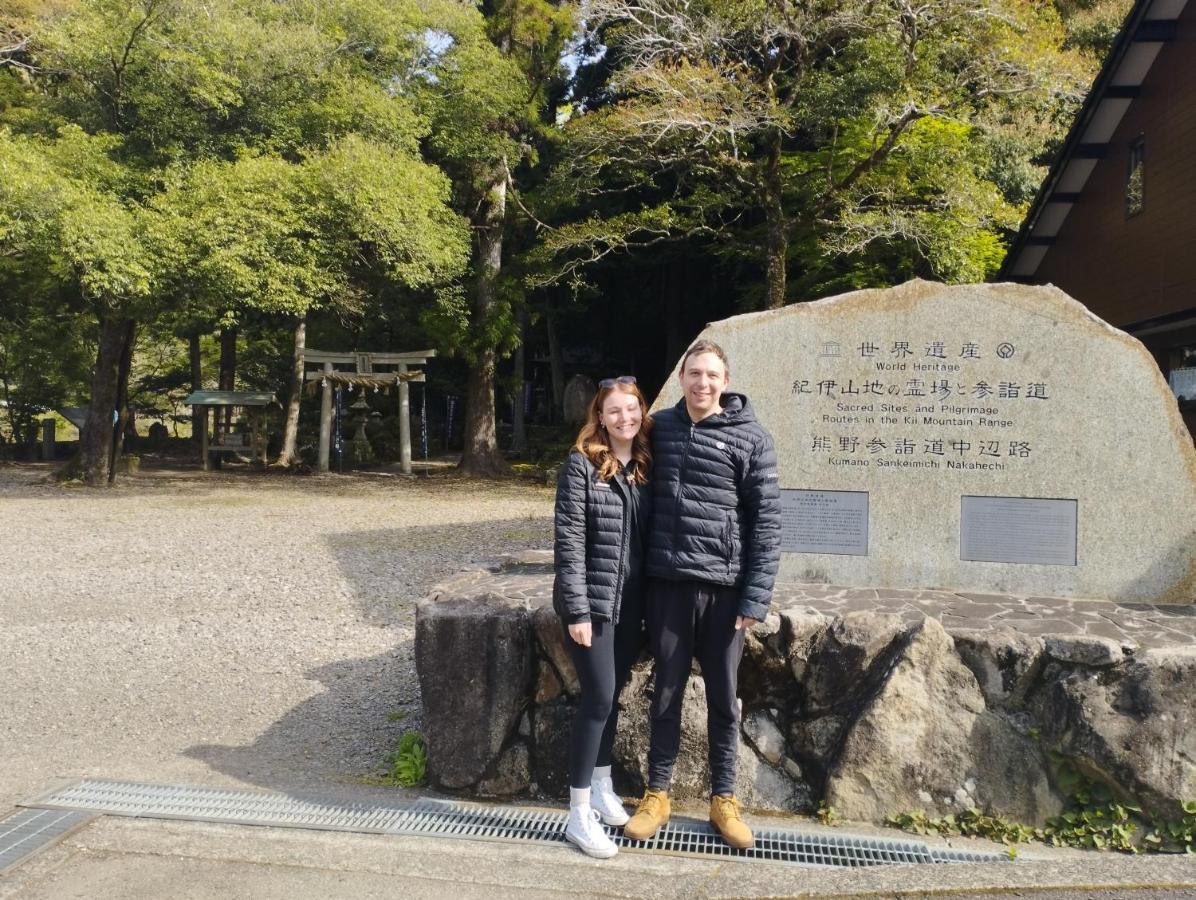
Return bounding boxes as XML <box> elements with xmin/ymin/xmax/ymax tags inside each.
<box><xmin>183</xmin><ymin>650</ymin><xmax>421</xmax><ymax>798</ymax></box>
<box><xmin>323</xmin><ymin>517</ymin><xmax>552</xmax><ymax>626</ymax></box>
<box><xmin>184</xmin><ymin>517</ymin><xmax>552</xmax><ymax>796</ymax></box>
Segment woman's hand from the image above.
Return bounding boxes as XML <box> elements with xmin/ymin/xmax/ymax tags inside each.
<box><xmin>568</xmin><ymin>622</ymin><xmax>593</xmax><ymax>647</ymax></box>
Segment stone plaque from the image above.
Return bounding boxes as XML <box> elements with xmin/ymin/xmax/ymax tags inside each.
<box><xmin>960</xmin><ymin>496</ymin><xmax>1077</xmax><ymax>566</ymax></box>
<box><xmin>781</xmin><ymin>489</ymin><xmax>869</xmax><ymax>556</ymax></box>
<box><xmin>651</xmin><ymin>280</ymin><xmax>1196</xmax><ymax>603</ymax></box>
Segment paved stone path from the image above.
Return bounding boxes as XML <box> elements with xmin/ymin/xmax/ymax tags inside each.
<box><xmin>446</xmin><ymin>551</ymin><xmax>1196</xmax><ymax>651</ymax></box>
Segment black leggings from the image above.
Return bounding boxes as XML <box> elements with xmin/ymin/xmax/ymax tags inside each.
<box><xmin>566</xmin><ymin>587</ymin><xmax>646</xmax><ymax>790</ymax></box>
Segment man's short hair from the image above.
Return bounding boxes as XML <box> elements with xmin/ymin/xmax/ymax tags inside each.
<box><xmin>681</xmin><ymin>339</ymin><xmax>730</xmax><ymax>377</ymax></box>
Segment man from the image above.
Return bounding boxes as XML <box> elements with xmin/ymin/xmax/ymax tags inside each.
<box><xmin>624</xmin><ymin>339</ymin><xmax>782</xmax><ymax>849</ymax></box>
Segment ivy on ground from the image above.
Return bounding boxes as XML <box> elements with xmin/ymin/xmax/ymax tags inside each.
<box><xmin>885</xmin><ymin>758</ymin><xmax>1196</xmax><ymax>854</ymax></box>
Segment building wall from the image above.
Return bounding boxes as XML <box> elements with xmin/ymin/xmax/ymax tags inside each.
<box><xmin>1034</xmin><ymin>6</ymin><xmax>1196</xmax><ymax>328</ymax></box>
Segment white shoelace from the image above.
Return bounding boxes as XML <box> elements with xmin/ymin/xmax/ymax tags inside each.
<box><xmin>577</xmin><ymin>807</ymin><xmax>610</xmax><ymax>844</ymax></box>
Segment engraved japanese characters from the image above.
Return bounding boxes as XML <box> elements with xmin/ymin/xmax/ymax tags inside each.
<box><xmin>651</xmin><ymin>280</ymin><xmax>1196</xmax><ymax>603</ymax></box>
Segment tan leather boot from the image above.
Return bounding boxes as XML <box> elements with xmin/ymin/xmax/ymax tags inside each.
<box><xmin>710</xmin><ymin>794</ymin><xmax>754</xmax><ymax>849</ymax></box>
<box><xmin>623</xmin><ymin>789</ymin><xmax>670</xmax><ymax>840</ymax></box>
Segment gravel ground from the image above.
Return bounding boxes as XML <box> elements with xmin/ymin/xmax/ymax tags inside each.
<box><xmin>0</xmin><ymin>462</ymin><xmax>553</xmax><ymax>812</ymax></box>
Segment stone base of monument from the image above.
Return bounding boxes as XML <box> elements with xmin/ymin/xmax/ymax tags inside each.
<box><xmin>415</xmin><ymin>551</ymin><xmax>1196</xmax><ymax>826</ymax></box>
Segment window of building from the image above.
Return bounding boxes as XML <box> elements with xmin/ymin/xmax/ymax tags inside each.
<box><xmin>1126</xmin><ymin>136</ymin><xmax>1145</xmax><ymax>217</ymax></box>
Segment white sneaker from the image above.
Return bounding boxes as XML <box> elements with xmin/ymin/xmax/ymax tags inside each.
<box><xmin>564</xmin><ymin>805</ymin><xmax>618</xmax><ymax>859</ymax></box>
<box><xmin>590</xmin><ymin>776</ymin><xmax>630</xmax><ymax>826</ymax></box>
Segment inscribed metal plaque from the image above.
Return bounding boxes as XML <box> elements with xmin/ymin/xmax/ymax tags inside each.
<box><xmin>781</xmin><ymin>489</ymin><xmax>869</xmax><ymax>556</ymax></box>
<box><xmin>960</xmin><ymin>496</ymin><xmax>1077</xmax><ymax>566</ymax></box>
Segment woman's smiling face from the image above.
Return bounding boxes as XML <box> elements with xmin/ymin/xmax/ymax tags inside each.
<box><xmin>601</xmin><ymin>389</ymin><xmax>643</xmax><ymax>442</ymax></box>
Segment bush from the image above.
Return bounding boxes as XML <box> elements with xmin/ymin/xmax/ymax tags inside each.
<box><xmin>386</xmin><ymin>731</ymin><xmax>428</xmax><ymax>787</ymax></box>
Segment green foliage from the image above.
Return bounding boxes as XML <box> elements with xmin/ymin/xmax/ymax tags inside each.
<box><xmin>816</xmin><ymin>804</ymin><xmax>837</xmax><ymax>826</ymax></box>
<box><xmin>0</xmin><ymin>0</ymin><xmax>482</xmax><ymax>460</ymax></box>
<box><xmin>385</xmin><ymin>731</ymin><xmax>428</xmax><ymax>787</ymax></box>
<box><xmin>538</xmin><ymin>0</ymin><xmax>1095</xmax><ymax>305</ymax></box>
<box><xmin>814</xmin><ymin>117</ymin><xmax>1021</xmax><ymax>285</ymax></box>
<box><xmin>884</xmin><ymin>808</ymin><xmax>1037</xmax><ymax>847</ymax></box>
<box><xmin>0</xmin><ymin>302</ymin><xmax>93</xmax><ymax>446</ymax></box>
<box><xmin>885</xmin><ymin>758</ymin><xmax>1196</xmax><ymax>855</ymax></box>
<box><xmin>1040</xmin><ymin>756</ymin><xmax>1138</xmax><ymax>851</ymax></box>
<box><xmin>1143</xmin><ymin>801</ymin><xmax>1196</xmax><ymax>854</ymax></box>
<box><xmin>1054</xmin><ymin>1</ymin><xmax>1135</xmax><ymax>57</ymax></box>
<box><xmin>0</xmin><ymin>126</ymin><xmax>155</xmax><ymax>314</ymax></box>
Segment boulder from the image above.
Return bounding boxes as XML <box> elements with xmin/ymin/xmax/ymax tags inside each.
<box><xmin>649</xmin><ymin>279</ymin><xmax>1196</xmax><ymax>604</ymax></box>
<box><xmin>802</xmin><ymin>612</ymin><xmax>908</xmax><ymax>715</ymax></box>
<box><xmin>477</xmin><ymin>742</ymin><xmax>531</xmax><ymax>797</ymax></box>
<box><xmin>1031</xmin><ymin>646</ymin><xmax>1196</xmax><ymax>817</ymax></box>
<box><xmin>1043</xmin><ymin>635</ymin><xmax>1126</xmax><ymax>667</ymax></box>
<box><xmin>532</xmin><ymin>606</ymin><xmax>580</xmax><ymax>696</ymax></box>
<box><xmin>613</xmin><ymin>669</ymin><xmax>712</xmax><ymax>799</ymax></box>
<box><xmin>824</xmin><ymin>618</ymin><xmax>1060</xmax><ymax>824</ymax></box>
<box><xmin>415</xmin><ymin>559</ymin><xmax>1196</xmax><ymax>824</ymax></box>
<box><xmin>531</xmin><ymin>698</ymin><xmax>576</xmax><ymax>797</ymax></box>
<box><xmin>415</xmin><ymin>597</ymin><xmax>534</xmax><ymax>789</ymax></box>
<box><xmin>562</xmin><ymin>375</ymin><xmax>597</xmax><ymax>425</ymax></box>
<box><xmin>952</xmin><ymin>627</ymin><xmax>1045</xmax><ymax>708</ymax></box>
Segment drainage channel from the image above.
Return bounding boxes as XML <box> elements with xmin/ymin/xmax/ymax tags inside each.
<box><xmin>19</xmin><ymin>779</ymin><xmax>1009</xmax><ymax>870</ymax></box>
<box><xmin>0</xmin><ymin>808</ymin><xmax>96</xmax><ymax>875</ymax></box>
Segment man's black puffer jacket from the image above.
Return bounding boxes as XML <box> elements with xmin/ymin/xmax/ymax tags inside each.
<box><xmin>553</xmin><ymin>451</ymin><xmax>651</xmax><ymax>625</ymax></box>
<box><xmin>645</xmin><ymin>393</ymin><xmax>782</xmax><ymax>621</ymax></box>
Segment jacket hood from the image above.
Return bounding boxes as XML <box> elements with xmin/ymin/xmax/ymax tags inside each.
<box><xmin>672</xmin><ymin>391</ymin><xmax>757</xmax><ymax>427</ymax></box>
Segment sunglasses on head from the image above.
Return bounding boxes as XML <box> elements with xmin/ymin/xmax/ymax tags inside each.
<box><xmin>598</xmin><ymin>375</ymin><xmax>637</xmax><ymax>389</ymax></box>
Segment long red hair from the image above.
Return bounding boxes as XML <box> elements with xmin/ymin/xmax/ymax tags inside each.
<box><xmin>573</xmin><ymin>381</ymin><xmax>653</xmax><ymax>485</ymax></box>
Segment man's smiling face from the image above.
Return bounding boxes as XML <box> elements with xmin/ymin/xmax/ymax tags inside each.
<box><xmin>680</xmin><ymin>351</ymin><xmax>729</xmax><ymax>421</ymax></box>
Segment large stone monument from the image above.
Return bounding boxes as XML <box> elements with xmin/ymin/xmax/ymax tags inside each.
<box><xmin>653</xmin><ymin>280</ymin><xmax>1196</xmax><ymax>603</ymax></box>
<box><xmin>416</xmin><ymin>280</ymin><xmax>1196</xmax><ymax>827</ymax></box>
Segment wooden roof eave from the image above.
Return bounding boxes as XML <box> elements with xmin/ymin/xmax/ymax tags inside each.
<box><xmin>999</xmin><ymin>0</ymin><xmax>1187</xmax><ymax>282</ymax></box>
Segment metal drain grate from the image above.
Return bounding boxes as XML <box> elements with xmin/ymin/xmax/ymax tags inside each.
<box><xmin>400</xmin><ymin>798</ymin><xmax>1003</xmax><ymax>867</ymax></box>
<box><xmin>26</xmin><ymin>780</ymin><xmax>409</xmax><ymax>834</ymax></box>
<box><xmin>24</xmin><ymin>780</ymin><xmax>1008</xmax><ymax>868</ymax></box>
<box><xmin>0</xmin><ymin>808</ymin><xmax>95</xmax><ymax>874</ymax></box>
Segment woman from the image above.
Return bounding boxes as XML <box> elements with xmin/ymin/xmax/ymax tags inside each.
<box><xmin>553</xmin><ymin>375</ymin><xmax>653</xmax><ymax>859</ymax></box>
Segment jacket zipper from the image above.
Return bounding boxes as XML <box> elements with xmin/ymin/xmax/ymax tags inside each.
<box><xmin>612</xmin><ymin>472</ymin><xmax>630</xmax><ymax>624</ymax></box>
<box><xmin>671</xmin><ymin>421</ymin><xmax>695</xmax><ymax>554</ymax></box>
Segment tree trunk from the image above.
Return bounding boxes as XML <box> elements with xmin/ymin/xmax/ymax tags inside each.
<box><xmin>0</xmin><ymin>370</ymin><xmax>20</xmax><ymax>447</ymax></box>
<box><xmin>189</xmin><ymin>330</ymin><xmax>203</xmax><ymax>444</ymax></box>
<box><xmin>545</xmin><ymin>295</ymin><xmax>565</xmax><ymax>424</ymax></box>
<box><xmin>108</xmin><ymin>319</ymin><xmax>136</xmax><ymax>483</ymax></box>
<box><xmin>218</xmin><ymin>324</ymin><xmax>237</xmax><ymax>436</ymax></box>
<box><xmin>459</xmin><ymin>170</ymin><xmax>508</xmax><ymax>477</ymax></box>
<box><xmin>276</xmin><ymin>313</ymin><xmax>306</xmax><ymax>466</ymax></box>
<box><xmin>77</xmin><ymin>315</ymin><xmax>129</xmax><ymax>486</ymax></box>
<box><xmin>762</xmin><ymin>132</ymin><xmax>787</xmax><ymax>310</ymax></box>
<box><xmin>510</xmin><ymin>306</ymin><xmax>527</xmax><ymax>454</ymax></box>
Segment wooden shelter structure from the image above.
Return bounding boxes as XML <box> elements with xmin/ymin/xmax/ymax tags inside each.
<box><xmin>184</xmin><ymin>390</ymin><xmax>273</xmax><ymax>470</ymax></box>
<box><xmin>304</xmin><ymin>349</ymin><xmax>434</xmax><ymax>474</ymax></box>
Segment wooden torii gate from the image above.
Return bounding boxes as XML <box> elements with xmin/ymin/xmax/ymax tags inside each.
<box><xmin>304</xmin><ymin>349</ymin><xmax>434</xmax><ymax>475</ymax></box>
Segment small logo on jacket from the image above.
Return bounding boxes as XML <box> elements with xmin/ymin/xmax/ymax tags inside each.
<box><xmin>716</xmin><ymin>441</ymin><xmax>726</xmax><ymax>450</ymax></box>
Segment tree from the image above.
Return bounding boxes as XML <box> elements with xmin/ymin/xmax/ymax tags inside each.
<box><xmin>418</xmin><ymin>0</ymin><xmax>574</xmax><ymax>476</ymax></box>
<box><xmin>0</xmin><ymin>125</ymin><xmax>155</xmax><ymax>481</ymax></box>
<box><xmin>2</xmin><ymin>0</ymin><xmax>473</xmax><ymax>480</ymax></box>
<box><xmin>536</xmin><ymin>0</ymin><xmax>1090</xmax><ymax>308</ymax></box>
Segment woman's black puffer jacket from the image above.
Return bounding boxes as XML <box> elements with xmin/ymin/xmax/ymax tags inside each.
<box><xmin>553</xmin><ymin>450</ymin><xmax>651</xmax><ymax>625</ymax></box>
